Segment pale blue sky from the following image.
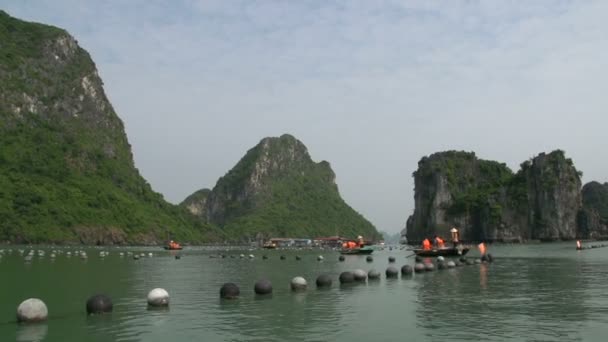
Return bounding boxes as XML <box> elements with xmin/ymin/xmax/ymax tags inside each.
<box><xmin>2</xmin><ymin>1</ymin><xmax>608</xmax><ymax>233</ymax></box>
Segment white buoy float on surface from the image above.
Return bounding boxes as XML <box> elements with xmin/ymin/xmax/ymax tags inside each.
<box><xmin>16</xmin><ymin>298</ymin><xmax>48</xmax><ymax>323</ymax></box>
<box><xmin>147</xmin><ymin>288</ymin><xmax>169</xmax><ymax>307</ymax></box>
<box><xmin>290</xmin><ymin>277</ymin><xmax>308</xmax><ymax>291</ymax></box>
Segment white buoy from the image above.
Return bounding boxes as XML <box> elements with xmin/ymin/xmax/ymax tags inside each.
<box><xmin>437</xmin><ymin>256</ymin><xmax>445</xmax><ymax>262</ymax></box>
<box><xmin>248</xmin><ymin>254</ymin><xmax>254</xmax><ymax>259</ymax></box>
<box><xmin>317</xmin><ymin>255</ymin><xmax>324</xmax><ymax>261</ymax></box>
<box><xmin>290</xmin><ymin>277</ymin><xmax>308</xmax><ymax>291</ymax></box>
<box><xmin>148</xmin><ymin>253</ymin><xmax>153</xmax><ymax>257</ymax></box>
<box><xmin>353</xmin><ymin>269</ymin><xmax>367</xmax><ymax>281</ymax></box>
<box><xmin>16</xmin><ymin>298</ymin><xmax>48</xmax><ymax>323</ymax></box>
<box><xmin>147</xmin><ymin>288</ymin><xmax>169</xmax><ymax>307</ymax></box>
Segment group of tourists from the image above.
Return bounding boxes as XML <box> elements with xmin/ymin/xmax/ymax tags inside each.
<box><xmin>421</xmin><ymin>228</ymin><xmax>460</xmax><ymax>250</ymax></box>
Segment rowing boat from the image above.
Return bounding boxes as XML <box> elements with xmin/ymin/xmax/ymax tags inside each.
<box><xmin>412</xmin><ymin>247</ymin><xmax>469</xmax><ymax>257</ymax></box>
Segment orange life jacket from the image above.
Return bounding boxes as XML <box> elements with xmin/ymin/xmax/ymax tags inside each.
<box><xmin>422</xmin><ymin>239</ymin><xmax>431</xmax><ymax>250</ymax></box>
<box><xmin>435</xmin><ymin>237</ymin><xmax>445</xmax><ymax>248</ymax></box>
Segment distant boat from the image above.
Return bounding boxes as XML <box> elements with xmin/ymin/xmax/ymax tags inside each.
<box><xmin>412</xmin><ymin>247</ymin><xmax>469</xmax><ymax>257</ymax></box>
<box><xmin>262</xmin><ymin>242</ymin><xmax>277</xmax><ymax>249</ymax></box>
<box><xmin>340</xmin><ymin>245</ymin><xmax>374</xmax><ymax>255</ymax></box>
<box><xmin>164</xmin><ymin>240</ymin><xmax>183</xmax><ymax>250</ymax></box>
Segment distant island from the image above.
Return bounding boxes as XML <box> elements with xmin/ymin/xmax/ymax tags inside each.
<box><xmin>0</xmin><ymin>11</ymin><xmax>379</xmax><ymax>245</ymax></box>
<box><xmin>403</xmin><ymin>150</ymin><xmax>608</xmax><ymax>243</ymax></box>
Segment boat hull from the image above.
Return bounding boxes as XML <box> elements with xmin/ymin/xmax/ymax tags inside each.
<box><xmin>163</xmin><ymin>246</ymin><xmax>183</xmax><ymax>250</ymax></box>
<box><xmin>413</xmin><ymin>247</ymin><xmax>469</xmax><ymax>257</ymax></box>
<box><xmin>340</xmin><ymin>247</ymin><xmax>374</xmax><ymax>255</ymax></box>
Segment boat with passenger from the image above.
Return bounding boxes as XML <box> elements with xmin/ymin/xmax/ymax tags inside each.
<box><xmin>340</xmin><ymin>236</ymin><xmax>375</xmax><ymax>255</ymax></box>
<box><xmin>164</xmin><ymin>240</ymin><xmax>183</xmax><ymax>250</ymax></box>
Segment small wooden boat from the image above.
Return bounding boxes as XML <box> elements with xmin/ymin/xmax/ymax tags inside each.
<box><xmin>164</xmin><ymin>240</ymin><xmax>183</xmax><ymax>250</ymax></box>
<box><xmin>412</xmin><ymin>247</ymin><xmax>469</xmax><ymax>257</ymax></box>
<box><xmin>340</xmin><ymin>246</ymin><xmax>374</xmax><ymax>255</ymax></box>
<box><xmin>262</xmin><ymin>242</ymin><xmax>277</xmax><ymax>249</ymax></box>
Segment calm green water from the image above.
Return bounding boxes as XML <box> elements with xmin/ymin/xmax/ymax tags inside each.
<box><xmin>1</xmin><ymin>243</ymin><xmax>608</xmax><ymax>342</ymax></box>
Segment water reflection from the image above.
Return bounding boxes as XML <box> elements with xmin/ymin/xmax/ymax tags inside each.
<box><xmin>16</xmin><ymin>324</ymin><xmax>47</xmax><ymax>342</ymax></box>
<box><xmin>415</xmin><ymin>256</ymin><xmax>589</xmax><ymax>341</ymax></box>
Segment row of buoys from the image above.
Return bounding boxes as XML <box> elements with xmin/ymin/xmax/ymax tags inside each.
<box><xmin>15</xmin><ymin>288</ymin><xmax>170</xmax><ymax>323</ymax></box>
<box><xmin>209</xmin><ymin>254</ymin><xmax>403</xmax><ymax>263</ymax></box>
<box><xmin>218</xmin><ymin>255</ymin><xmax>494</xmax><ymax>299</ymax></box>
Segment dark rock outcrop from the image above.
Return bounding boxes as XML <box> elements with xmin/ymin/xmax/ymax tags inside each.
<box><xmin>405</xmin><ymin>150</ymin><xmax>585</xmax><ymax>242</ymax></box>
<box><xmin>578</xmin><ymin>182</ymin><xmax>608</xmax><ymax>239</ymax></box>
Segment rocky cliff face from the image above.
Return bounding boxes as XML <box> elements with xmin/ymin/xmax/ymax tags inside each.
<box><xmin>524</xmin><ymin>152</ymin><xmax>582</xmax><ymax>240</ymax></box>
<box><xmin>0</xmin><ymin>11</ymin><xmax>213</xmax><ymax>244</ymax></box>
<box><xmin>182</xmin><ymin>134</ymin><xmax>380</xmax><ymax>241</ymax></box>
<box><xmin>578</xmin><ymin>182</ymin><xmax>608</xmax><ymax>239</ymax></box>
<box><xmin>180</xmin><ymin>189</ymin><xmax>210</xmax><ymax>220</ymax></box>
<box><xmin>405</xmin><ymin>150</ymin><xmax>584</xmax><ymax>242</ymax></box>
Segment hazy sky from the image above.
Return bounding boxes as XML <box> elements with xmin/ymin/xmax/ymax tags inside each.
<box><xmin>3</xmin><ymin>1</ymin><xmax>608</xmax><ymax>233</ymax></box>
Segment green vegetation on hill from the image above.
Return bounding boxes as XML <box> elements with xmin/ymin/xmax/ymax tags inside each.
<box><xmin>0</xmin><ymin>11</ymin><xmax>220</xmax><ymax>244</ymax></box>
<box><xmin>193</xmin><ymin>134</ymin><xmax>380</xmax><ymax>241</ymax></box>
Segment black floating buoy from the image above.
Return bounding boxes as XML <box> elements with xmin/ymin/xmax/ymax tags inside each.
<box><xmin>368</xmin><ymin>269</ymin><xmax>381</xmax><ymax>280</ymax></box>
<box><xmin>388</xmin><ymin>256</ymin><xmax>396</xmax><ymax>263</ymax></box>
<box><xmin>480</xmin><ymin>254</ymin><xmax>489</xmax><ymax>262</ymax></box>
<box><xmin>414</xmin><ymin>263</ymin><xmax>425</xmax><ymax>273</ymax></box>
<box><xmin>437</xmin><ymin>262</ymin><xmax>446</xmax><ymax>270</ymax></box>
<box><xmin>316</xmin><ymin>274</ymin><xmax>332</xmax><ymax>288</ymax></box>
<box><xmin>262</xmin><ymin>255</ymin><xmax>268</xmax><ymax>260</ymax></box>
<box><xmin>385</xmin><ymin>266</ymin><xmax>399</xmax><ymax>278</ymax></box>
<box><xmin>254</xmin><ymin>279</ymin><xmax>273</xmax><ymax>295</ymax></box>
<box><xmin>486</xmin><ymin>253</ymin><xmax>494</xmax><ymax>263</ymax></box>
<box><xmin>459</xmin><ymin>256</ymin><xmax>467</xmax><ymax>263</ymax></box>
<box><xmin>295</xmin><ymin>255</ymin><xmax>301</xmax><ymax>261</ymax></box>
<box><xmin>86</xmin><ymin>294</ymin><xmax>113</xmax><ymax>315</ymax></box>
<box><xmin>455</xmin><ymin>260</ymin><xmax>464</xmax><ymax>267</ymax></box>
<box><xmin>415</xmin><ymin>256</ymin><xmax>423</xmax><ymax>263</ymax></box>
<box><xmin>339</xmin><ymin>271</ymin><xmax>355</xmax><ymax>284</ymax></box>
<box><xmin>401</xmin><ymin>265</ymin><xmax>413</xmax><ymax>275</ymax></box>
<box><xmin>466</xmin><ymin>259</ymin><xmax>474</xmax><ymax>265</ymax></box>
<box><xmin>366</xmin><ymin>256</ymin><xmax>373</xmax><ymax>263</ymax></box>
<box><xmin>175</xmin><ymin>254</ymin><xmax>181</xmax><ymax>260</ymax></box>
<box><xmin>338</xmin><ymin>255</ymin><xmax>345</xmax><ymax>262</ymax></box>
<box><xmin>280</xmin><ymin>255</ymin><xmax>286</xmax><ymax>260</ymax></box>
<box><xmin>220</xmin><ymin>283</ymin><xmax>240</xmax><ymax>299</ymax></box>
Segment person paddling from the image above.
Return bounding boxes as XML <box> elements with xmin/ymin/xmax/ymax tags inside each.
<box><xmin>422</xmin><ymin>238</ymin><xmax>431</xmax><ymax>250</ymax></box>
<box><xmin>434</xmin><ymin>235</ymin><xmax>445</xmax><ymax>249</ymax></box>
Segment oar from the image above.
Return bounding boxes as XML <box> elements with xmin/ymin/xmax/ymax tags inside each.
<box><xmin>406</xmin><ymin>253</ymin><xmax>416</xmax><ymax>258</ymax></box>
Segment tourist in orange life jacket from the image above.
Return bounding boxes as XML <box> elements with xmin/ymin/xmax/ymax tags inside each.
<box><xmin>434</xmin><ymin>235</ymin><xmax>445</xmax><ymax>248</ymax></box>
<box><xmin>422</xmin><ymin>238</ymin><xmax>431</xmax><ymax>250</ymax></box>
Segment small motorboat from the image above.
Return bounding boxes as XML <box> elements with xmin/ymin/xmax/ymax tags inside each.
<box><xmin>412</xmin><ymin>246</ymin><xmax>469</xmax><ymax>257</ymax></box>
